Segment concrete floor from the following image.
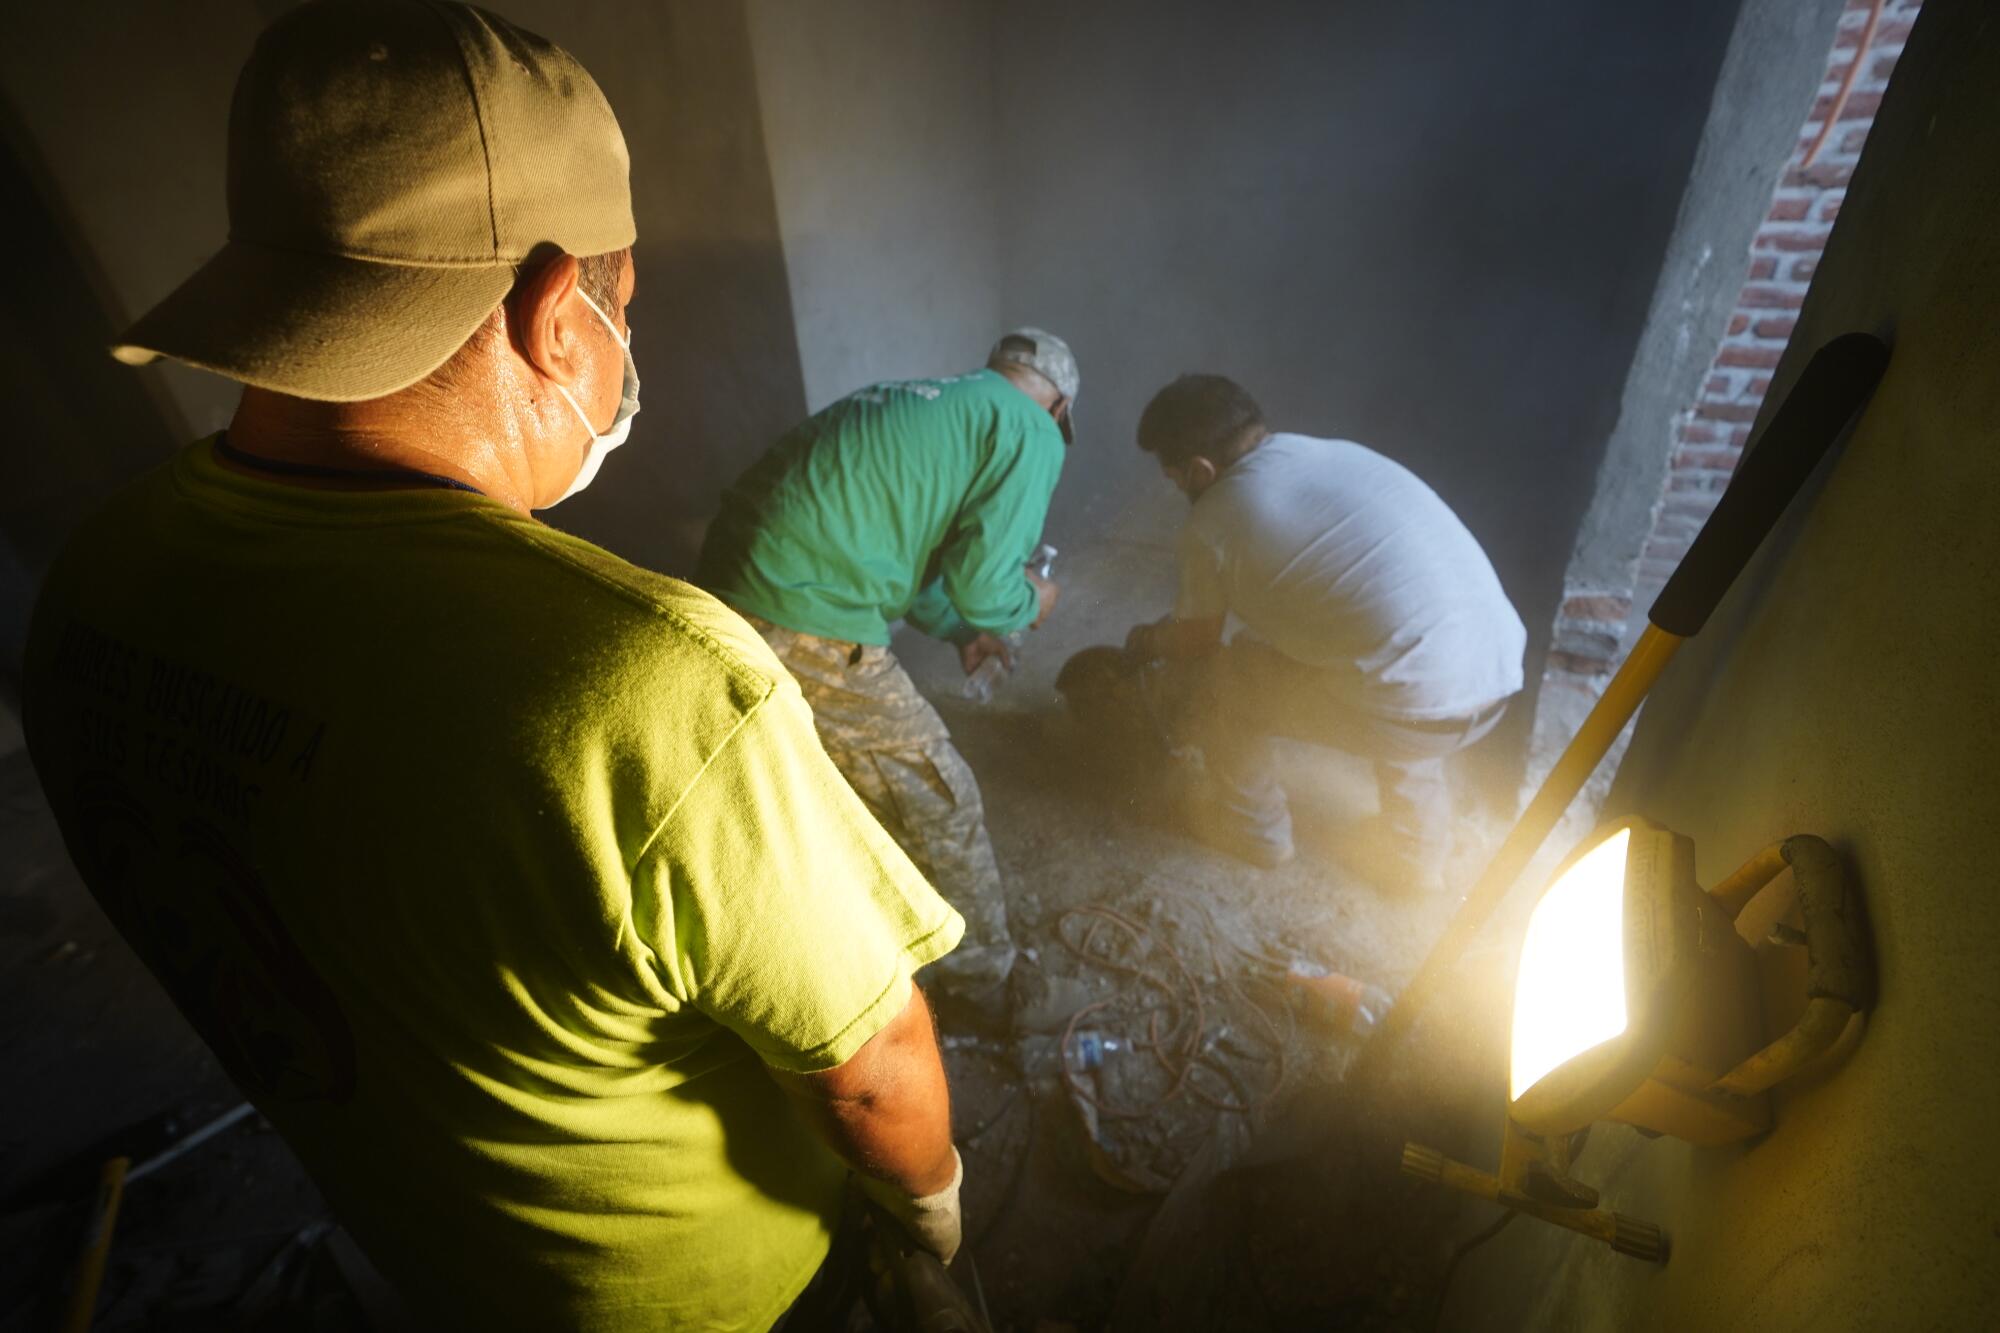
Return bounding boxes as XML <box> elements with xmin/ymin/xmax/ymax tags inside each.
<box><xmin>0</xmin><ymin>741</ymin><xmax>339</xmax><ymax>1329</ymax></box>
<box><xmin>0</xmin><ymin>491</ymin><xmax>1531</xmax><ymax>1329</ymax></box>
<box><xmin>906</xmin><ymin>493</ymin><xmax>1528</xmax><ymax>1329</ymax></box>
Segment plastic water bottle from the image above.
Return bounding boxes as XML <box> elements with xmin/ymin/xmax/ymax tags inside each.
<box><xmin>962</xmin><ymin>543</ymin><xmax>1058</xmax><ymax>703</ymax></box>
<box><xmin>1072</xmin><ymin>1029</ymin><xmax>1125</xmax><ymax>1070</ymax></box>
<box><xmin>961</xmin><ymin>634</ymin><xmax>1022</xmax><ymax>705</ymax></box>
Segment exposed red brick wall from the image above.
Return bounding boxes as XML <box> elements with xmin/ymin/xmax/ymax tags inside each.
<box><xmin>1639</xmin><ymin>0</ymin><xmax>1918</xmax><ymax>593</ymax></box>
<box><xmin>1544</xmin><ymin>0</ymin><xmax>1919</xmax><ymax>690</ymax></box>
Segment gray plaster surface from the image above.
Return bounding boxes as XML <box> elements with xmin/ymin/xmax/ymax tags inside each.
<box><xmin>746</xmin><ymin>0</ymin><xmax>1005</xmax><ymax>410</ymax></box>
<box><xmin>989</xmin><ymin>0</ymin><xmax>1744</xmax><ymax>776</ymax></box>
<box><xmin>1520</xmin><ymin>0</ymin><xmax>1849</xmax><ymax>821</ymax></box>
<box><xmin>1450</xmin><ymin>0</ymin><xmax>2000</xmax><ymax>1325</ymax></box>
<box><xmin>1562</xmin><ymin>0</ymin><xmax>1850</xmax><ymax>599</ymax></box>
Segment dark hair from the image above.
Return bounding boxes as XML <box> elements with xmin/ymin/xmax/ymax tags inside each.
<box><xmin>575</xmin><ymin>248</ymin><xmax>628</xmax><ymax>319</ymax></box>
<box><xmin>1136</xmin><ymin>374</ymin><xmax>1265</xmax><ymax>467</ymax></box>
<box><xmin>443</xmin><ymin>247</ymin><xmax>627</xmax><ymax>377</ymax></box>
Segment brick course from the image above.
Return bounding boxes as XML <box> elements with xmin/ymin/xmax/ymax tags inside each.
<box><xmin>1531</xmin><ymin>0</ymin><xmax>1918</xmax><ymax>696</ymax></box>
<box><xmin>1657</xmin><ymin>0</ymin><xmax>1916</xmax><ymax>572</ymax></box>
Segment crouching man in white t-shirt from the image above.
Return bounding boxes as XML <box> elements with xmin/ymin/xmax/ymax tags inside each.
<box><xmin>1122</xmin><ymin>374</ymin><xmax>1526</xmax><ymax>893</ymax></box>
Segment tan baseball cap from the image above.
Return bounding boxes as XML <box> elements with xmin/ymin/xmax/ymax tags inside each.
<box><xmin>112</xmin><ymin>0</ymin><xmax>635</xmax><ymax>402</ymax></box>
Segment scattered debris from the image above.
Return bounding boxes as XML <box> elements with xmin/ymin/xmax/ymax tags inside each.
<box><xmin>230</xmin><ymin>1220</ymin><xmax>333</xmax><ymax>1320</ymax></box>
<box><xmin>1284</xmin><ymin>967</ymin><xmax>1395</xmax><ymax>1038</ymax></box>
<box><xmin>127</xmin><ymin>1103</ymin><xmax>256</xmax><ymax>1185</ymax></box>
<box><xmin>1017</xmin><ymin>885</ymin><xmax>1332</xmax><ymax>1196</ymax></box>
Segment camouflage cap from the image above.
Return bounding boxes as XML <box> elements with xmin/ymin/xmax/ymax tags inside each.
<box><xmin>989</xmin><ymin>327</ymin><xmax>1079</xmax><ymax>443</ymax></box>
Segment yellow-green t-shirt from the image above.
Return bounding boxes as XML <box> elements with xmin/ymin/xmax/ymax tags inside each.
<box><xmin>21</xmin><ymin>439</ymin><xmax>964</xmax><ymax>1330</ymax></box>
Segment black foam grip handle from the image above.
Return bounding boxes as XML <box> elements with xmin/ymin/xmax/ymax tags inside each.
<box><xmin>1649</xmin><ymin>332</ymin><xmax>1889</xmax><ymax>637</ymax></box>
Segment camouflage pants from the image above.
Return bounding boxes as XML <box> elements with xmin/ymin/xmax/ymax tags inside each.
<box><xmin>738</xmin><ymin>614</ymin><xmax>1017</xmax><ymax>993</ymax></box>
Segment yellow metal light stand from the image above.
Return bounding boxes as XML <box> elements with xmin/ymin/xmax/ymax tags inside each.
<box><xmin>1401</xmin><ymin>833</ymin><xmax>1873</xmax><ymax>1261</ymax></box>
<box><xmin>1401</xmin><ymin>1140</ymin><xmax>1668</xmax><ymax>1263</ymax></box>
<box><xmin>1361</xmin><ymin>623</ymin><xmax>1682</xmax><ymax>1077</ymax></box>
<box><xmin>1354</xmin><ymin>332</ymin><xmax>1890</xmax><ymax>1091</ymax></box>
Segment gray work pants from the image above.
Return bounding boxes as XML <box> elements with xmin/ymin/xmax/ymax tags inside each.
<box><xmin>737</xmin><ymin>614</ymin><xmax>1017</xmax><ymax>993</ymax></box>
<box><xmin>1178</xmin><ymin>637</ymin><xmax>1510</xmax><ymax>876</ymax></box>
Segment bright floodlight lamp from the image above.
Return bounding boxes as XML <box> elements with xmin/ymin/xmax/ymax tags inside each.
<box><xmin>1403</xmin><ymin>820</ymin><xmax>1874</xmax><ymax>1263</ymax></box>
<box><xmin>1510</xmin><ymin>818</ymin><xmax>1771</xmax><ymax>1145</ymax></box>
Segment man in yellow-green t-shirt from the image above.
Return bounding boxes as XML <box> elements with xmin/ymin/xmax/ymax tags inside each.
<box><xmin>23</xmin><ymin>4</ymin><xmax>965</xmax><ymax>1328</ymax></box>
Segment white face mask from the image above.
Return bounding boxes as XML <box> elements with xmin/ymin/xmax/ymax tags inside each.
<box><xmin>549</xmin><ymin>288</ymin><xmax>639</xmax><ymax>506</ymax></box>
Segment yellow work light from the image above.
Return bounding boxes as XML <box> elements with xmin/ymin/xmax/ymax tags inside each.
<box><xmin>1510</xmin><ymin>827</ymin><xmax>1633</xmax><ymax>1104</ymax></box>
<box><xmin>1509</xmin><ymin>817</ymin><xmax>1773</xmax><ymax>1145</ymax></box>
<box><xmin>1403</xmin><ymin>820</ymin><xmax>1874</xmax><ymax>1261</ymax></box>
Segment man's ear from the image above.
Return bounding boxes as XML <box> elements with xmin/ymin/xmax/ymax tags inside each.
<box><xmin>1189</xmin><ymin>456</ymin><xmax>1218</xmax><ymax>490</ymax></box>
<box><xmin>510</xmin><ymin>251</ymin><xmax>588</xmax><ymax>387</ymax></box>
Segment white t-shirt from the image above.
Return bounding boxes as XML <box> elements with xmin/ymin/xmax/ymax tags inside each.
<box><xmin>1175</xmin><ymin>433</ymin><xmax>1526</xmax><ymax>722</ymax></box>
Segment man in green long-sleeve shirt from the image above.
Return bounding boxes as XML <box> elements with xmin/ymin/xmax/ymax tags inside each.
<box><xmin>699</xmin><ymin>329</ymin><xmax>1077</xmax><ymax>999</ymax></box>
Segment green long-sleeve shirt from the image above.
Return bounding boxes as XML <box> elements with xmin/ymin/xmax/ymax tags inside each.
<box><xmin>698</xmin><ymin>369</ymin><xmax>1064</xmax><ymax>646</ymax></box>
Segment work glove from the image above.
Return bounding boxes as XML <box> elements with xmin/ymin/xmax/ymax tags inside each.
<box><xmin>857</xmin><ymin>1148</ymin><xmax>964</xmax><ymax>1265</ymax></box>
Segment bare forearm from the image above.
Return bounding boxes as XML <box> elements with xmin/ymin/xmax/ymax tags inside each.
<box><xmin>770</xmin><ymin>982</ymin><xmax>956</xmax><ymax>1195</ymax></box>
<box><xmin>789</xmin><ymin>1071</ymin><xmax>955</xmax><ymax>1193</ymax></box>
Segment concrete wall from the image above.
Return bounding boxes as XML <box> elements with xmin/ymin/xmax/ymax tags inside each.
<box><xmin>0</xmin><ymin>1</ymin><xmax>807</xmax><ymax>587</ymax></box>
<box><xmin>0</xmin><ymin>1</ymin><xmax>262</xmax><ymax>444</ymax></box>
<box><xmin>745</xmin><ymin>0</ymin><xmax>1003</xmax><ymax>409</ymax></box>
<box><xmin>1559</xmin><ymin>0</ymin><xmax>1851</xmax><ymax>617</ymax></box>
<box><xmin>1450</xmin><ymin>0</ymin><xmax>2000</xmax><ymax>1323</ymax></box>
<box><xmin>1521</xmin><ymin>0</ymin><xmax>1851</xmax><ymax>814</ymax></box>
<box><xmin>0</xmin><ymin>1</ymin><xmax>266</xmax><ymax>722</ymax></box>
<box><xmin>516</xmin><ymin>1</ymin><xmax>808</xmax><ymax>573</ymax></box>
<box><xmin>991</xmin><ymin>0</ymin><xmax>1744</xmax><ymax>703</ymax></box>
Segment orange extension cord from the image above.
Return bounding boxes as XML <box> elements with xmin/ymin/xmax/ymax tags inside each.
<box><xmin>1055</xmin><ymin>904</ymin><xmax>1291</xmax><ymax>1119</ymax></box>
<box><xmin>1800</xmin><ymin>0</ymin><xmax>1884</xmax><ymax>169</ymax></box>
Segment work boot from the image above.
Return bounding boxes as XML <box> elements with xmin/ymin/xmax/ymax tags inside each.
<box><xmin>920</xmin><ymin>940</ymin><xmax>1016</xmax><ymax>1000</ymax></box>
<box><xmin>1186</xmin><ymin>803</ymin><xmax>1296</xmax><ymax>871</ymax></box>
<box><xmin>923</xmin><ymin>940</ymin><xmax>1016</xmax><ymax>992</ymax></box>
<box><xmin>1341</xmin><ymin>819</ymin><xmax>1447</xmax><ymax>896</ymax></box>
<box><xmin>919</xmin><ymin>943</ymin><xmax>1018</xmax><ymax>1034</ymax></box>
